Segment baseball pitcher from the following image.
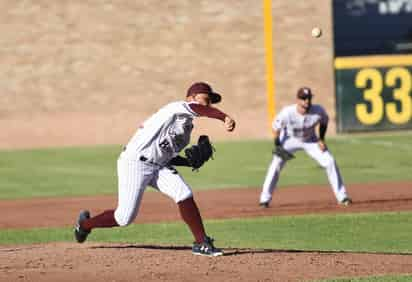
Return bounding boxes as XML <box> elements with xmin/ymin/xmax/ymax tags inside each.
<box><xmin>74</xmin><ymin>82</ymin><xmax>236</xmax><ymax>257</ymax></box>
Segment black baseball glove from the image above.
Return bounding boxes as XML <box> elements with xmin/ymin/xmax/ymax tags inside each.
<box><xmin>273</xmin><ymin>145</ymin><xmax>295</xmax><ymax>161</ymax></box>
<box><xmin>184</xmin><ymin>135</ymin><xmax>215</xmax><ymax>171</ymax></box>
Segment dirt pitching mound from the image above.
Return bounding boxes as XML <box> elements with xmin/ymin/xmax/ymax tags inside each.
<box><xmin>1</xmin><ymin>243</ymin><xmax>412</xmax><ymax>282</ymax></box>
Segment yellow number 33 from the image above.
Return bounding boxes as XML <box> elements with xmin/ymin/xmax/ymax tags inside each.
<box><xmin>355</xmin><ymin>67</ymin><xmax>412</xmax><ymax>125</ymax></box>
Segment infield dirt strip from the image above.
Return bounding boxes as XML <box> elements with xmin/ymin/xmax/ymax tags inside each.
<box><xmin>1</xmin><ymin>182</ymin><xmax>412</xmax><ymax>282</ymax></box>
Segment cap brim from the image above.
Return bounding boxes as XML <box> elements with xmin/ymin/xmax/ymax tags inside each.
<box><xmin>210</xmin><ymin>92</ymin><xmax>221</xmax><ymax>104</ymax></box>
<box><xmin>297</xmin><ymin>94</ymin><xmax>314</xmax><ymax>99</ymax></box>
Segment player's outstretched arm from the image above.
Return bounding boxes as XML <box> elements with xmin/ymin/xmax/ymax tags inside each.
<box><xmin>189</xmin><ymin>103</ymin><xmax>235</xmax><ymax>132</ymax></box>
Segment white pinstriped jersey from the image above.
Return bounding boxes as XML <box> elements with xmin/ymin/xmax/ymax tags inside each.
<box><xmin>273</xmin><ymin>104</ymin><xmax>329</xmax><ymax>141</ymax></box>
<box><xmin>124</xmin><ymin>101</ymin><xmax>200</xmax><ymax>165</ymax></box>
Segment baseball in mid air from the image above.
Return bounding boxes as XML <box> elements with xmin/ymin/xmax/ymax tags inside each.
<box><xmin>311</xmin><ymin>27</ymin><xmax>322</xmax><ymax>38</ymax></box>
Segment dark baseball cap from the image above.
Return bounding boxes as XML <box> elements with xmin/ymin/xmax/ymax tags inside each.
<box><xmin>297</xmin><ymin>87</ymin><xmax>313</xmax><ymax>99</ymax></box>
<box><xmin>186</xmin><ymin>82</ymin><xmax>222</xmax><ymax>104</ymax></box>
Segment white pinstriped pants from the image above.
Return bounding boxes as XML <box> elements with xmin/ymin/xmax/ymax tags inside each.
<box><xmin>114</xmin><ymin>152</ymin><xmax>193</xmax><ymax>226</ymax></box>
<box><xmin>260</xmin><ymin>137</ymin><xmax>349</xmax><ymax>204</ymax></box>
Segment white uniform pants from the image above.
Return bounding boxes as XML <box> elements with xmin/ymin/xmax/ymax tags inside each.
<box><xmin>114</xmin><ymin>152</ymin><xmax>193</xmax><ymax>226</ymax></box>
<box><xmin>260</xmin><ymin>137</ymin><xmax>348</xmax><ymax>204</ymax></box>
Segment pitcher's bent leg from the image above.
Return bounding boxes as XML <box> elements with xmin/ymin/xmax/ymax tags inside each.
<box><xmin>114</xmin><ymin>155</ymin><xmax>151</xmax><ymax>226</ymax></box>
<box><xmin>153</xmin><ymin>167</ymin><xmax>206</xmax><ymax>243</ymax></box>
<box><xmin>178</xmin><ymin>197</ymin><xmax>206</xmax><ymax>243</ymax></box>
<box><xmin>81</xmin><ymin>210</ymin><xmax>118</xmax><ymax>231</ymax></box>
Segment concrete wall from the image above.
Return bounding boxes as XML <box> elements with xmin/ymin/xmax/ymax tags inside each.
<box><xmin>0</xmin><ymin>0</ymin><xmax>335</xmax><ymax>149</ymax></box>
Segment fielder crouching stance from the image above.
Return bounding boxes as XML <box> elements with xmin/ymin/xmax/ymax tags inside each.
<box><xmin>74</xmin><ymin>82</ymin><xmax>236</xmax><ymax>257</ymax></box>
<box><xmin>259</xmin><ymin>87</ymin><xmax>352</xmax><ymax>208</ymax></box>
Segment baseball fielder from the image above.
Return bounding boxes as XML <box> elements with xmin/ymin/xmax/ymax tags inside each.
<box><xmin>74</xmin><ymin>82</ymin><xmax>236</xmax><ymax>257</ymax></box>
<box><xmin>259</xmin><ymin>87</ymin><xmax>352</xmax><ymax>207</ymax></box>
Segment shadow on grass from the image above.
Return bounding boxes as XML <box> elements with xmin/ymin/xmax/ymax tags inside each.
<box><xmin>90</xmin><ymin>245</ymin><xmax>412</xmax><ymax>257</ymax></box>
<box><xmin>91</xmin><ymin>244</ymin><xmax>191</xmax><ymax>251</ymax></box>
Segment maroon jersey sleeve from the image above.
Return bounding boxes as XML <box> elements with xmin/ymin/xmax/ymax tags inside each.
<box><xmin>188</xmin><ymin>103</ymin><xmax>226</xmax><ymax>121</ymax></box>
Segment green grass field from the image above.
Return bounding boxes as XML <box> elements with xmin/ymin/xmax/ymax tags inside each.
<box><xmin>1</xmin><ymin>132</ymin><xmax>412</xmax><ymax>281</ymax></box>
<box><xmin>1</xmin><ymin>133</ymin><xmax>412</xmax><ymax>199</ymax></box>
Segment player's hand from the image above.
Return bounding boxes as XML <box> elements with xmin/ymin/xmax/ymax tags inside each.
<box><xmin>318</xmin><ymin>140</ymin><xmax>327</xmax><ymax>152</ymax></box>
<box><xmin>224</xmin><ymin>116</ymin><xmax>236</xmax><ymax>132</ymax></box>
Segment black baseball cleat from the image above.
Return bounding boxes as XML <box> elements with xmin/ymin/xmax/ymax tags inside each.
<box><xmin>74</xmin><ymin>210</ymin><xmax>91</xmax><ymax>243</ymax></box>
<box><xmin>259</xmin><ymin>201</ymin><xmax>270</xmax><ymax>208</ymax></box>
<box><xmin>340</xmin><ymin>197</ymin><xmax>353</xmax><ymax>206</ymax></box>
<box><xmin>192</xmin><ymin>236</ymin><xmax>223</xmax><ymax>257</ymax></box>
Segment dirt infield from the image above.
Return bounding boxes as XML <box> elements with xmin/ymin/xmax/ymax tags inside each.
<box><xmin>1</xmin><ymin>181</ymin><xmax>412</xmax><ymax>229</ymax></box>
<box><xmin>1</xmin><ymin>182</ymin><xmax>412</xmax><ymax>281</ymax></box>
